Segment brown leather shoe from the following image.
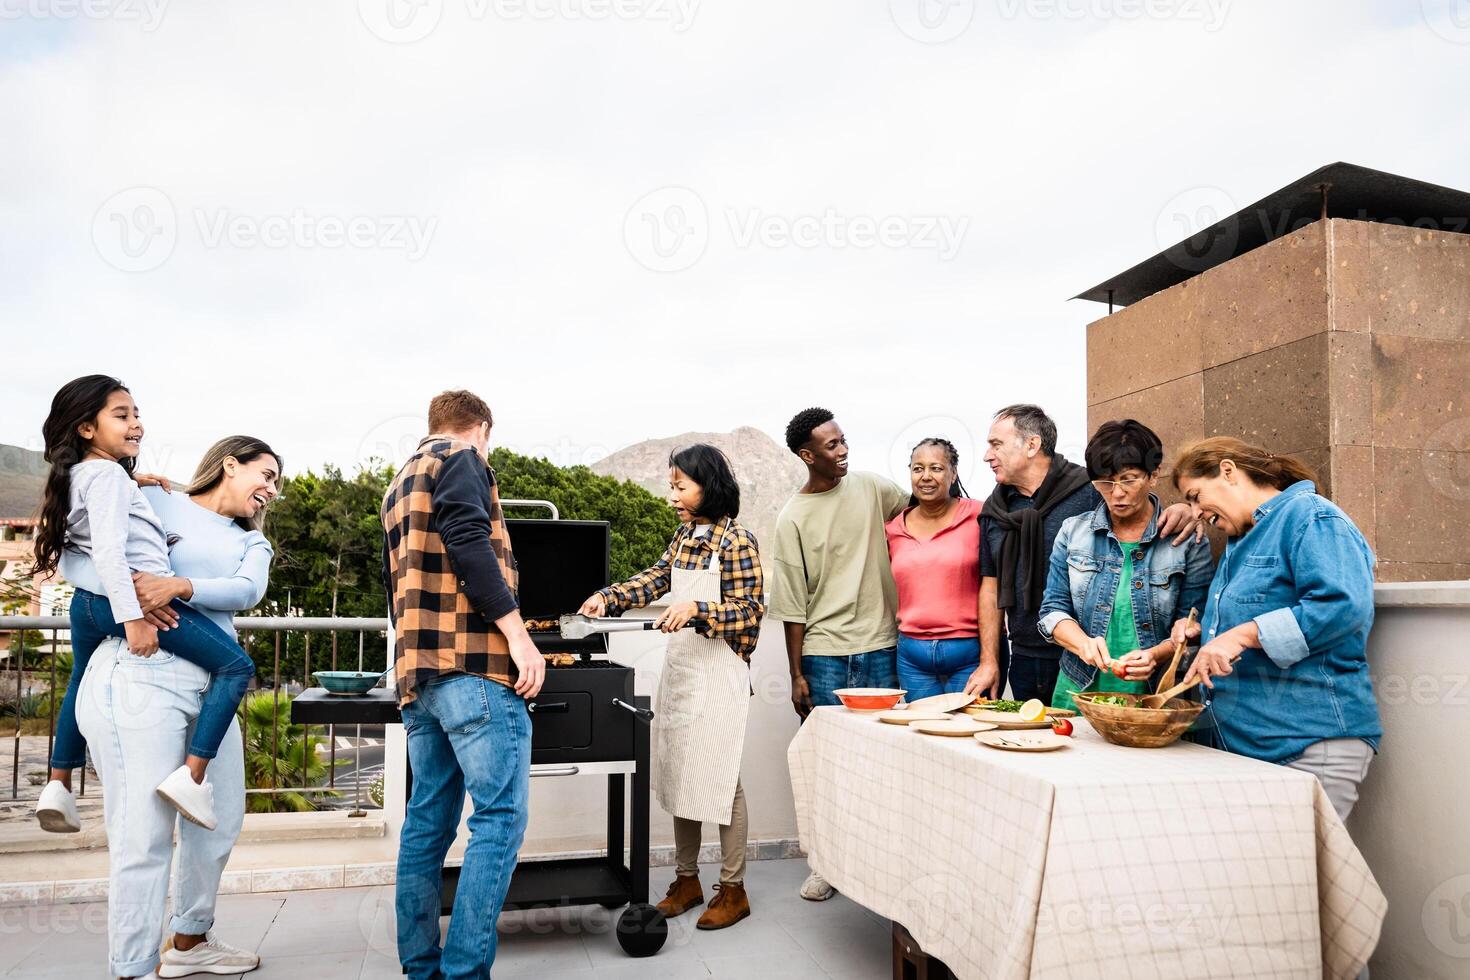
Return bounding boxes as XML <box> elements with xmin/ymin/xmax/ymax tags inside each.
<box><xmin>696</xmin><ymin>882</ymin><xmax>750</xmax><ymax>930</ymax></box>
<box><xmin>656</xmin><ymin>874</ymin><xmax>704</xmax><ymax>918</ymax></box>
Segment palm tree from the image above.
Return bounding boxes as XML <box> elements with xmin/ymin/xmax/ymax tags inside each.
<box><xmin>237</xmin><ymin>691</ymin><xmax>341</xmax><ymax>813</ymax></box>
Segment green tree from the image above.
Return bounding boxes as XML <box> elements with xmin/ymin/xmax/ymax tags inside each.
<box><xmin>253</xmin><ymin>464</ymin><xmax>395</xmax><ymax>681</ymax></box>
<box><xmin>0</xmin><ymin>569</ymin><xmax>47</xmax><ymax>652</ymax></box>
<box><xmin>491</xmin><ymin>449</ymin><xmax>679</xmax><ymax>583</ymax></box>
<box><xmin>237</xmin><ymin>691</ymin><xmax>340</xmax><ymax>813</ymax></box>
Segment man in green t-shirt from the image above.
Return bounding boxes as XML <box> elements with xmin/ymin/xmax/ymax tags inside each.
<box><xmin>769</xmin><ymin>407</ymin><xmax>908</xmax><ymax>901</ymax></box>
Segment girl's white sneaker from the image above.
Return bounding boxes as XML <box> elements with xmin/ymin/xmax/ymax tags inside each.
<box><xmin>155</xmin><ymin>766</ymin><xmax>217</xmax><ymax>831</ymax></box>
<box><xmin>35</xmin><ymin>780</ymin><xmax>81</xmax><ymax>833</ymax></box>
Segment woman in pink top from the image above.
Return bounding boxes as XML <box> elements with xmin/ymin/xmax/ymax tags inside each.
<box><xmin>885</xmin><ymin>438</ymin><xmax>984</xmax><ymax>700</ymax></box>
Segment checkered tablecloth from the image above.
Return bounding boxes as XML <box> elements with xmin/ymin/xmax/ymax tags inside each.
<box><xmin>788</xmin><ymin>708</ymin><xmax>1385</xmax><ymax>980</ymax></box>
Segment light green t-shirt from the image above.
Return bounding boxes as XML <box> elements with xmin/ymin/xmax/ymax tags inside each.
<box><xmin>768</xmin><ymin>471</ymin><xmax>909</xmax><ymax>657</ymax></box>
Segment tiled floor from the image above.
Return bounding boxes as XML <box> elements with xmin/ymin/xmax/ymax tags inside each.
<box><xmin>0</xmin><ymin>858</ymin><xmax>891</xmax><ymax>979</ymax></box>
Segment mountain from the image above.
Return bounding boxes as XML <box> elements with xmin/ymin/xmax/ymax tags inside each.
<box><xmin>0</xmin><ymin>443</ymin><xmax>47</xmax><ymax>520</ymax></box>
<box><xmin>590</xmin><ymin>426</ymin><xmax>806</xmax><ymax>560</ymax></box>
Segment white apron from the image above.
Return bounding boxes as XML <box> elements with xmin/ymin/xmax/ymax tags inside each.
<box><xmin>652</xmin><ymin>519</ymin><xmax>750</xmax><ymax>825</ymax></box>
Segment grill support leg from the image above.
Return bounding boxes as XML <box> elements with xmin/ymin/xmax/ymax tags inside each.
<box><xmin>608</xmin><ymin>774</ymin><xmax>625</xmax><ymax>873</ymax></box>
<box><xmin>630</xmin><ymin>696</ymin><xmax>651</xmax><ymax>906</ymax></box>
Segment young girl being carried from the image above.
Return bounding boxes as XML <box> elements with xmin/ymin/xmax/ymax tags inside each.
<box><xmin>33</xmin><ymin>375</ymin><xmax>276</xmax><ymax>833</ymax></box>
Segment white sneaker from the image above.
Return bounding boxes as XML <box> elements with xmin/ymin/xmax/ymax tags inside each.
<box><xmin>155</xmin><ymin>766</ymin><xmax>217</xmax><ymax>831</ymax></box>
<box><xmin>157</xmin><ymin>933</ymin><xmax>260</xmax><ymax>977</ymax></box>
<box><xmin>35</xmin><ymin>780</ymin><xmax>81</xmax><ymax>834</ymax></box>
<box><xmin>799</xmin><ymin>870</ymin><xmax>835</xmax><ymax>901</ymax></box>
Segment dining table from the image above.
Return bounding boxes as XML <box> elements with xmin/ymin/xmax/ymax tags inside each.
<box><xmin>788</xmin><ymin>706</ymin><xmax>1386</xmax><ymax>980</ymax></box>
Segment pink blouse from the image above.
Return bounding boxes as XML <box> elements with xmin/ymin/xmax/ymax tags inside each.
<box><xmin>884</xmin><ymin>497</ymin><xmax>983</xmax><ymax>639</ymax></box>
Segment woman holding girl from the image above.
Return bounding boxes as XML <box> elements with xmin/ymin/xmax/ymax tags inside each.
<box><xmin>577</xmin><ymin>444</ymin><xmax>764</xmax><ymax>931</ymax></box>
<box><xmin>33</xmin><ymin>375</ymin><xmax>278</xmax><ymax>979</ymax></box>
<box><xmin>884</xmin><ymin>438</ymin><xmax>985</xmax><ymax>700</ymax></box>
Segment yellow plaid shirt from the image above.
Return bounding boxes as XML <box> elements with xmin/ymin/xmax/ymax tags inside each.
<box><xmin>599</xmin><ymin>517</ymin><xmax>765</xmax><ymax>660</ymax></box>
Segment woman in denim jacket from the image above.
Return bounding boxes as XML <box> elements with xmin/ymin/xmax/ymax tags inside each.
<box><xmin>1038</xmin><ymin>420</ymin><xmax>1213</xmax><ymax>712</ymax></box>
<box><xmin>1169</xmin><ymin>437</ymin><xmax>1381</xmax><ymax>821</ymax></box>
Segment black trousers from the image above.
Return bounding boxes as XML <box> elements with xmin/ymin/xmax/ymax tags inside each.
<box><xmin>1006</xmin><ymin>646</ymin><xmax>1061</xmax><ymax>704</ymax></box>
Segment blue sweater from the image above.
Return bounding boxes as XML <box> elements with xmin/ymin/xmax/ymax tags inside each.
<box><xmin>143</xmin><ymin>488</ymin><xmax>273</xmax><ymax>637</ymax></box>
<box><xmin>1200</xmin><ymin>481</ymin><xmax>1382</xmax><ymax>764</ymax></box>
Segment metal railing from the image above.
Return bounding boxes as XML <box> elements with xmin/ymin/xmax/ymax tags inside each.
<box><xmin>1</xmin><ymin>615</ymin><xmax>390</xmax><ymax>817</ymax></box>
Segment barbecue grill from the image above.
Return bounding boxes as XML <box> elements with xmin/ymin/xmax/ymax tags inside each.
<box><xmin>292</xmin><ymin>499</ymin><xmax>667</xmax><ymax>957</ymax></box>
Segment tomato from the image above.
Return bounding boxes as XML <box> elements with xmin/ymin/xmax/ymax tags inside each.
<box><xmin>1111</xmin><ymin>662</ymin><xmax>1129</xmax><ymax>680</ymax></box>
<box><xmin>1050</xmin><ymin>718</ymin><xmax>1074</xmax><ymax>737</ymax></box>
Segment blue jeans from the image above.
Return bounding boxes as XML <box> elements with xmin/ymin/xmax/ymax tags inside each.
<box><xmin>896</xmin><ymin>635</ymin><xmax>980</xmax><ymax>701</ymax></box>
<box><xmin>51</xmin><ymin>589</ymin><xmax>256</xmax><ymax>769</ymax></box>
<box><xmin>801</xmin><ymin>647</ymin><xmax>899</xmax><ymax>708</ymax></box>
<box><xmin>76</xmin><ymin>639</ymin><xmax>246</xmax><ymax>977</ymax></box>
<box><xmin>397</xmin><ymin>674</ymin><xmax>531</xmax><ymax>980</ymax></box>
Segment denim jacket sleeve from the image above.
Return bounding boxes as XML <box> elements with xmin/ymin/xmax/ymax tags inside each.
<box><xmin>1037</xmin><ymin>531</ymin><xmax>1077</xmax><ymax>643</ymax></box>
<box><xmin>1253</xmin><ymin>514</ymin><xmax>1375</xmax><ymax>670</ymax></box>
<box><xmin>1177</xmin><ymin>537</ymin><xmax>1214</xmax><ymax>625</ymax></box>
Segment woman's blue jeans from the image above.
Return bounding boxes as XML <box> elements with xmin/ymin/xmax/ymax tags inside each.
<box><xmin>896</xmin><ymin>634</ymin><xmax>981</xmax><ymax>701</ymax></box>
<box><xmin>50</xmin><ymin>589</ymin><xmax>256</xmax><ymax>769</ymax></box>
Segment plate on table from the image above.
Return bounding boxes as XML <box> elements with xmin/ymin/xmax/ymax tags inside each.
<box><xmin>875</xmin><ymin>709</ymin><xmax>952</xmax><ymax>725</ymax></box>
<box><xmin>906</xmin><ymin>692</ymin><xmax>976</xmax><ymax>714</ymax></box>
<box><xmin>964</xmin><ymin>707</ymin><xmax>1076</xmax><ymax>730</ymax></box>
<box><xmin>975</xmin><ymin>730</ymin><xmax>1070</xmax><ymax>752</ymax></box>
<box><xmin>909</xmin><ymin>718</ymin><xmax>998</xmax><ymax>737</ymax></box>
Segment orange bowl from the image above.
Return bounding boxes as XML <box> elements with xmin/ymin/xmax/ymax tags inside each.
<box><xmin>833</xmin><ymin>688</ymin><xmax>906</xmax><ymax>712</ymax></box>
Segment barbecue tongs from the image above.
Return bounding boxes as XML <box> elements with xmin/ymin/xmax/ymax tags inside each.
<box><xmin>558</xmin><ymin>613</ymin><xmax>695</xmax><ymax>640</ymax></box>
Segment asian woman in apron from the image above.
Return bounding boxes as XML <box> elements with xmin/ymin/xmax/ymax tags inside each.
<box><xmin>578</xmin><ymin>444</ymin><xmax>765</xmax><ymax>930</ymax></box>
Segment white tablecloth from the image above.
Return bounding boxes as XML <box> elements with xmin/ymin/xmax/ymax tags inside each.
<box><xmin>788</xmin><ymin>707</ymin><xmax>1385</xmax><ymax>980</ymax></box>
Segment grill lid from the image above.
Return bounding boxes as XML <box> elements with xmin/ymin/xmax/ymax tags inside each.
<box><xmin>506</xmin><ymin>517</ymin><xmax>612</xmax><ymax>655</ymax></box>
<box><xmin>505</xmin><ymin>518</ymin><xmax>611</xmax><ymax>617</ymax></box>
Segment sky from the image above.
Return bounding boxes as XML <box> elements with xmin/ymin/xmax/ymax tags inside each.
<box><xmin>2</xmin><ymin>0</ymin><xmax>1467</xmax><ymax>497</ymax></box>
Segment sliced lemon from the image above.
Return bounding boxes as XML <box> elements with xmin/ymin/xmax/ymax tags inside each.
<box><xmin>1018</xmin><ymin>698</ymin><xmax>1047</xmax><ymax>723</ymax></box>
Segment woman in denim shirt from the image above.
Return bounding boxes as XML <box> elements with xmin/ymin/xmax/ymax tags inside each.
<box><xmin>1170</xmin><ymin>437</ymin><xmax>1381</xmax><ymax>821</ymax></box>
<box><xmin>1038</xmin><ymin>420</ymin><xmax>1213</xmax><ymax>711</ymax></box>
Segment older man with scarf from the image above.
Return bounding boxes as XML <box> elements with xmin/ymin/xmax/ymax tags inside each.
<box><xmin>967</xmin><ymin>406</ymin><xmax>1199</xmax><ymax>702</ymax></box>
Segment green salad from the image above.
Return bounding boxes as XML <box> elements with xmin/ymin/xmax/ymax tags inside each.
<box><xmin>1089</xmin><ymin>695</ymin><xmax>1134</xmax><ymax>707</ymax></box>
<box><xmin>978</xmin><ymin>699</ymin><xmax>1025</xmax><ymax>712</ymax></box>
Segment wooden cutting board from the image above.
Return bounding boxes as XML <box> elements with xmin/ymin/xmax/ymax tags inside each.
<box><xmin>962</xmin><ymin>706</ymin><xmax>1076</xmax><ymax>730</ymax></box>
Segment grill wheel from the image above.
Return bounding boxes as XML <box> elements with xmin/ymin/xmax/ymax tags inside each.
<box><xmin>616</xmin><ymin>903</ymin><xmax>668</xmax><ymax>957</ymax></box>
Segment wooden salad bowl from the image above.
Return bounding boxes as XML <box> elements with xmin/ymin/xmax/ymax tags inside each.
<box><xmin>1071</xmin><ymin>691</ymin><xmax>1204</xmax><ymax>748</ymax></box>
